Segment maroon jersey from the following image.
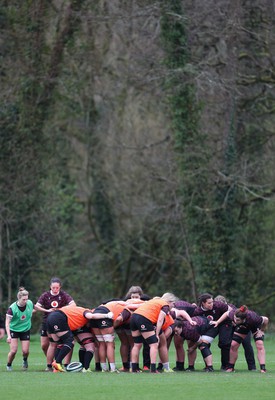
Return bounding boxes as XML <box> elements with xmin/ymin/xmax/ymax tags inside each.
<box><xmin>180</xmin><ymin>316</ymin><xmax>211</xmax><ymax>342</ymax></box>
<box><xmin>193</xmin><ymin>300</ymin><xmax>228</xmax><ymax>321</ymax></box>
<box><xmin>174</xmin><ymin>300</ymin><xmax>196</xmax><ymax>316</ymax></box>
<box><xmin>36</xmin><ymin>290</ymin><xmax>74</xmax><ymax>321</ymax></box>
<box><xmin>228</xmin><ymin>309</ymin><xmax>263</xmax><ymax>334</ymax></box>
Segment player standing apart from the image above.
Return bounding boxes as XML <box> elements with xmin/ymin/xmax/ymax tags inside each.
<box><xmin>5</xmin><ymin>287</ymin><xmax>34</xmax><ymax>371</ymax></box>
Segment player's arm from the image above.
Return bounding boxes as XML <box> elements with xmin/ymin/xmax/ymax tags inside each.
<box><xmin>260</xmin><ymin>316</ymin><xmax>269</xmax><ymax>331</ymax></box>
<box><xmin>66</xmin><ymin>300</ymin><xmax>77</xmax><ymax>307</ymax></box>
<box><xmin>113</xmin><ymin>315</ymin><xmax>123</xmax><ymax>328</ymax></box>
<box><xmin>85</xmin><ymin>310</ymin><xmax>113</xmax><ymax>320</ymax></box>
<box><xmin>5</xmin><ymin>315</ymin><xmax>12</xmax><ymax>343</ymax></box>
<box><xmin>172</xmin><ymin>308</ymin><xmax>197</xmax><ymax>325</ymax></box>
<box><xmin>164</xmin><ymin>325</ymin><xmax>173</xmax><ymax>339</ymax></box>
<box><xmin>155</xmin><ymin>310</ymin><xmax>166</xmax><ymax>337</ymax></box>
<box><xmin>34</xmin><ymin>302</ymin><xmax>54</xmax><ymax>313</ymax></box>
<box><xmin>210</xmin><ymin>310</ymin><xmax>229</xmax><ymax>327</ymax></box>
<box><xmin>125</xmin><ymin>301</ymin><xmax>144</xmax><ymax>310</ymax></box>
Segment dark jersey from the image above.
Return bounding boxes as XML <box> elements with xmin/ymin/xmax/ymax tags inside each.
<box><xmin>115</xmin><ymin>308</ymin><xmax>132</xmax><ymax>328</ymax></box>
<box><xmin>180</xmin><ymin>316</ymin><xmax>211</xmax><ymax>342</ymax></box>
<box><xmin>36</xmin><ymin>290</ymin><xmax>74</xmax><ymax>322</ymax></box>
<box><xmin>120</xmin><ymin>308</ymin><xmax>132</xmax><ymax>325</ymax></box>
<box><xmin>193</xmin><ymin>300</ymin><xmax>228</xmax><ymax>321</ymax></box>
<box><xmin>173</xmin><ymin>300</ymin><xmax>196</xmax><ymax>317</ymax></box>
<box><xmin>228</xmin><ymin>309</ymin><xmax>263</xmax><ymax>334</ymax></box>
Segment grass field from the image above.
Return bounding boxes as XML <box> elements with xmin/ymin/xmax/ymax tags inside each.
<box><xmin>1</xmin><ymin>333</ymin><xmax>275</xmax><ymax>400</ymax></box>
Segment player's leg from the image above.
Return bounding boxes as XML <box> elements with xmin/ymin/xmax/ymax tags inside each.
<box><xmin>7</xmin><ymin>335</ymin><xmax>19</xmax><ymax>370</ymax></box>
<box><xmin>218</xmin><ymin>323</ymin><xmax>232</xmax><ymax>370</ymax></box>
<box><xmin>17</xmin><ymin>330</ymin><xmax>30</xmax><ymax>369</ymax></box>
<box><xmin>141</xmin><ymin>330</ymin><xmax>159</xmax><ymax>372</ymax></box>
<box><xmin>41</xmin><ymin>333</ymin><xmax>49</xmax><ymax>356</ymax></box>
<box><xmin>242</xmin><ymin>332</ymin><xmax>256</xmax><ymax>370</ymax></box>
<box><xmin>226</xmin><ymin>333</ymin><xmax>244</xmax><ymax>372</ymax></box>
<box><xmin>173</xmin><ymin>334</ymin><xmax>185</xmax><ymax>371</ymax></box>
<box><xmin>130</xmin><ymin>329</ymin><xmax>143</xmax><ymax>372</ymax></box>
<box><xmin>253</xmin><ymin>330</ymin><xmax>266</xmax><ymax>373</ymax></box>
<box><xmin>117</xmin><ymin>330</ymin><xmax>130</xmax><ymax>371</ymax></box>
<box><xmin>102</xmin><ymin>327</ymin><xmax>118</xmax><ymax>372</ymax></box>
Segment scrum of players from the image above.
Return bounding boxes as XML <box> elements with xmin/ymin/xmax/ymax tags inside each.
<box><xmin>1</xmin><ymin>278</ymin><xmax>269</xmax><ymax>373</ymax></box>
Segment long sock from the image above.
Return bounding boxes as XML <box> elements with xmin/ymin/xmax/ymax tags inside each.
<box><xmin>55</xmin><ymin>345</ymin><xmax>72</xmax><ymax>364</ymax></box>
<box><xmin>95</xmin><ymin>362</ymin><xmax>101</xmax><ymax>371</ymax></box>
<box><xmin>84</xmin><ymin>351</ymin><xmax>94</xmax><ymax>370</ymax></box>
<box><xmin>132</xmin><ymin>362</ymin><xmax>138</xmax><ymax>372</ymax></box>
<box><xmin>79</xmin><ymin>348</ymin><xmax>86</xmax><ymax>365</ymax></box>
<box><xmin>151</xmin><ymin>363</ymin><xmax>156</xmax><ymax>373</ymax></box>
<box><xmin>176</xmin><ymin>361</ymin><xmax>184</xmax><ymax>370</ymax></box>
<box><xmin>54</xmin><ymin>346</ymin><xmax>61</xmax><ymax>360</ymax></box>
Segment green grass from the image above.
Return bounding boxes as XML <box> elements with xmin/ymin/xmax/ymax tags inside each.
<box><xmin>1</xmin><ymin>333</ymin><xmax>275</xmax><ymax>400</ymax></box>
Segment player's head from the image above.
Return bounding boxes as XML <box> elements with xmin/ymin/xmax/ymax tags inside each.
<box><xmin>50</xmin><ymin>277</ymin><xmax>62</xmax><ymax>294</ymax></box>
<box><xmin>173</xmin><ymin>319</ymin><xmax>183</xmax><ymax>336</ymax></box>
<box><xmin>125</xmin><ymin>286</ymin><xmax>143</xmax><ymax>300</ymax></box>
<box><xmin>234</xmin><ymin>305</ymin><xmax>248</xmax><ymax>324</ymax></box>
<box><xmin>214</xmin><ymin>295</ymin><xmax>227</xmax><ymax>304</ymax></box>
<box><xmin>161</xmin><ymin>292</ymin><xmax>178</xmax><ymax>307</ymax></box>
<box><xmin>198</xmin><ymin>293</ymin><xmax>213</xmax><ymax>310</ymax></box>
<box><xmin>17</xmin><ymin>287</ymin><xmax>29</xmax><ymax>304</ymax></box>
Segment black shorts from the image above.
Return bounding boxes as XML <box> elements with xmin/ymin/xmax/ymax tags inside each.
<box><xmin>10</xmin><ymin>330</ymin><xmax>30</xmax><ymax>341</ymax></box>
<box><xmin>40</xmin><ymin>321</ymin><xmax>48</xmax><ymax>337</ymax></box>
<box><xmin>89</xmin><ymin>306</ymin><xmax>113</xmax><ymax>329</ymax></box>
<box><xmin>46</xmin><ymin>311</ymin><xmax>69</xmax><ymax>334</ymax></box>
<box><xmin>72</xmin><ymin>324</ymin><xmax>91</xmax><ymax>335</ymax></box>
<box><xmin>235</xmin><ymin>325</ymin><xmax>250</xmax><ymax>335</ymax></box>
<box><xmin>130</xmin><ymin>314</ymin><xmax>155</xmax><ymax>333</ymax></box>
<box><xmin>201</xmin><ymin>324</ymin><xmax>219</xmax><ymax>338</ymax></box>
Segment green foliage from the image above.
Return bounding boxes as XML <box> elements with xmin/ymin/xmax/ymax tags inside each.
<box><xmin>0</xmin><ymin>0</ymin><xmax>87</xmax><ymax>307</ymax></box>
<box><xmin>1</xmin><ymin>0</ymin><xmax>275</xmax><ymax>308</ymax></box>
<box><xmin>160</xmin><ymin>1</ymin><xmax>210</xmax><ymax>298</ymax></box>
<box><xmin>158</xmin><ymin>0</ymin><xmax>275</xmax><ymax>306</ymax></box>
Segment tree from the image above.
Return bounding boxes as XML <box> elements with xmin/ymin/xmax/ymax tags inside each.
<box><xmin>0</xmin><ymin>0</ymin><xmax>86</xmax><ymax>307</ymax></box>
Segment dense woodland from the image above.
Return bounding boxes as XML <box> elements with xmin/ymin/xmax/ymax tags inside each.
<box><xmin>1</xmin><ymin>0</ymin><xmax>275</xmax><ymax>326</ymax></box>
